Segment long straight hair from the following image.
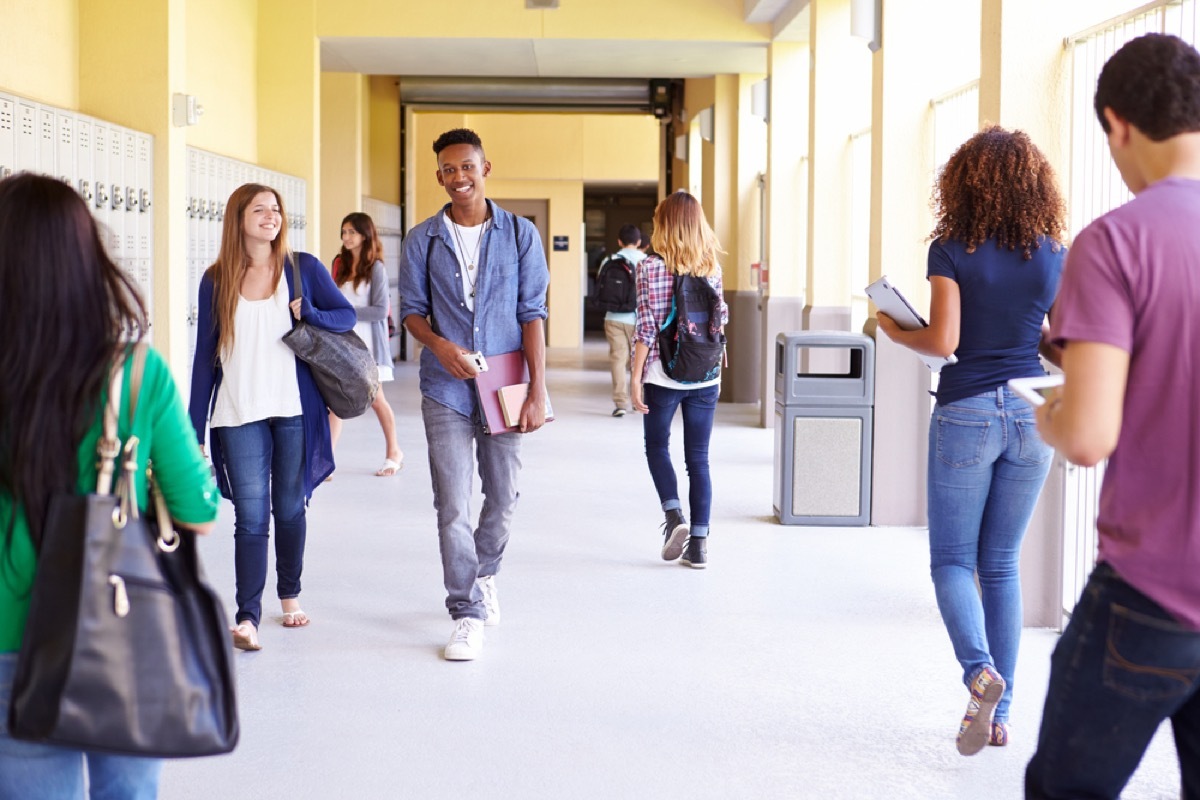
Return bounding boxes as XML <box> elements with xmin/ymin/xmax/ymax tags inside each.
<box><xmin>208</xmin><ymin>183</ymin><xmax>290</xmax><ymax>359</ymax></box>
<box><xmin>337</xmin><ymin>212</ymin><xmax>383</xmax><ymax>290</ymax></box>
<box><xmin>649</xmin><ymin>190</ymin><xmax>723</xmax><ymax>278</ymax></box>
<box><xmin>0</xmin><ymin>174</ymin><xmax>147</xmax><ymax>566</ymax></box>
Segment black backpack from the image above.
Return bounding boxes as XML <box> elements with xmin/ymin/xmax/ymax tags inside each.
<box><xmin>589</xmin><ymin>254</ymin><xmax>636</xmax><ymax>313</ymax></box>
<box><xmin>656</xmin><ymin>275</ymin><xmax>726</xmax><ymax>383</ymax></box>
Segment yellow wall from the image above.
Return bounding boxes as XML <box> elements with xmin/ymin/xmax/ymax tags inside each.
<box><xmin>0</xmin><ymin>0</ymin><xmax>78</xmax><ymax>106</ymax></box>
<box><xmin>257</xmin><ymin>0</ymin><xmax>320</xmax><ymax>252</ymax></box>
<box><xmin>366</xmin><ymin>75</ymin><xmax>400</xmax><ymax>204</ymax></box>
<box><xmin>319</xmin><ymin>72</ymin><xmax>363</xmax><ymax>266</ymax></box>
<box><xmin>184</xmin><ymin>0</ymin><xmax>257</xmax><ymax>161</ymax></box>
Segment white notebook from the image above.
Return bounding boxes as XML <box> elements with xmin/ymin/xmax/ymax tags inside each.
<box><xmin>865</xmin><ymin>276</ymin><xmax>958</xmax><ymax>373</ymax></box>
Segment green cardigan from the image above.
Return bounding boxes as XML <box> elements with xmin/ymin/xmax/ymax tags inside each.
<box><xmin>0</xmin><ymin>345</ymin><xmax>219</xmax><ymax>652</ymax></box>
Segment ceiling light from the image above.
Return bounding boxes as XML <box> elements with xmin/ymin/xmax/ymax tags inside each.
<box><xmin>526</xmin><ymin>0</ymin><xmax>560</xmax><ymax>8</ymax></box>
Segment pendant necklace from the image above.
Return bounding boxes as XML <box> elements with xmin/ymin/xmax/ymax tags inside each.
<box><xmin>449</xmin><ymin>211</ymin><xmax>490</xmax><ymax>299</ymax></box>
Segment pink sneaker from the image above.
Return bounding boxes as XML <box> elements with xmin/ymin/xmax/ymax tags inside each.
<box><xmin>957</xmin><ymin>666</ymin><xmax>1005</xmax><ymax>756</ymax></box>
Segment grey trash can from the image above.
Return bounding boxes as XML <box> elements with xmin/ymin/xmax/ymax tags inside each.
<box><xmin>773</xmin><ymin>331</ymin><xmax>874</xmax><ymax>526</ymax></box>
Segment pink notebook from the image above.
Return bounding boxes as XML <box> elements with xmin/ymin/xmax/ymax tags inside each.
<box><xmin>472</xmin><ymin>350</ymin><xmax>554</xmax><ymax>435</ymax></box>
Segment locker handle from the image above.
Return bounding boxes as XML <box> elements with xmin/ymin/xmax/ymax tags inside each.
<box><xmin>96</xmin><ymin>183</ymin><xmax>109</xmax><ymax>208</ymax></box>
<box><xmin>125</xmin><ymin>187</ymin><xmax>137</xmax><ymax>212</ymax></box>
<box><xmin>139</xmin><ymin>190</ymin><xmax>151</xmax><ymax>212</ymax></box>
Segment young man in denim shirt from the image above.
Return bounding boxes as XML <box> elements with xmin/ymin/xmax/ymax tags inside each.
<box><xmin>399</xmin><ymin>128</ymin><xmax>550</xmax><ymax>661</ymax></box>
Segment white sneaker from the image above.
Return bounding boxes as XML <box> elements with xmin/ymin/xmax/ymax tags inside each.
<box><xmin>443</xmin><ymin>617</ymin><xmax>484</xmax><ymax>661</ymax></box>
<box><xmin>478</xmin><ymin>575</ymin><xmax>501</xmax><ymax>626</ymax></box>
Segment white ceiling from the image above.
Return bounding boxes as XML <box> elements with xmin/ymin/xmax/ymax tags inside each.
<box><xmin>320</xmin><ymin>37</ymin><xmax>776</xmax><ymax>79</ymax></box>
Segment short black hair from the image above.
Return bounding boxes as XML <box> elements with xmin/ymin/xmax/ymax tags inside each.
<box><xmin>433</xmin><ymin>128</ymin><xmax>485</xmax><ymax>157</ymax></box>
<box><xmin>1095</xmin><ymin>33</ymin><xmax>1200</xmax><ymax>141</ymax></box>
<box><xmin>618</xmin><ymin>224</ymin><xmax>642</xmax><ymax>246</ymax></box>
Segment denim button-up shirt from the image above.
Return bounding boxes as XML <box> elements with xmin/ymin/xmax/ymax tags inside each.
<box><xmin>399</xmin><ymin>200</ymin><xmax>549</xmax><ymax>417</ymax></box>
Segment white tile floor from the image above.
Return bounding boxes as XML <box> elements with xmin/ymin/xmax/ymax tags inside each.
<box><xmin>160</xmin><ymin>341</ymin><xmax>1181</xmax><ymax>800</ymax></box>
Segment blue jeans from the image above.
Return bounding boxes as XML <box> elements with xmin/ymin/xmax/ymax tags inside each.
<box><xmin>215</xmin><ymin>415</ymin><xmax>307</xmax><ymax>628</ymax></box>
<box><xmin>642</xmin><ymin>382</ymin><xmax>719</xmax><ymax>536</ymax></box>
<box><xmin>1026</xmin><ymin>562</ymin><xmax>1200</xmax><ymax>798</ymax></box>
<box><xmin>0</xmin><ymin>652</ymin><xmax>161</xmax><ymax>800</ymax></box>
<box><xmin>421</xmin><ymin>396</ymin><xmax>522</xmax><ymax>620</ymax></box>
<box><xmin>927</xmin><ymin>387</ymin><xmax>1053</xmax><ymax>722</ymax></box>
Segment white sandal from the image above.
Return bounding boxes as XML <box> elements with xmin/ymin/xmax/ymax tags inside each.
<box><xmin>375</xmin><ymin>456</ymin><xmax>403</xmax><ymax>477</ymax></box>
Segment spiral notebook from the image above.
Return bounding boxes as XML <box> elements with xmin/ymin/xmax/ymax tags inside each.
<box><xmin>472</xmin><ymin>350</ymin><xmax>554</xmax><ymax>434</ymax></box>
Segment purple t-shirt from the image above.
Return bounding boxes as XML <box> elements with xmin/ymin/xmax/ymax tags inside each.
<box><xmin>1051</xmin><ymin>177</ymin><xmax>1200</xmax><ymax>629</ymax></box>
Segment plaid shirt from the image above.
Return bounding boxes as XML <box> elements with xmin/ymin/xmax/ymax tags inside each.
<box><xmin>634</xmin><ymin>254</ymin><xmax>728</xmax><ymax>382</ymax></box>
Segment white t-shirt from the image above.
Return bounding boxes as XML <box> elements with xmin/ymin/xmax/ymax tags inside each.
<box><xmin>442</xmin><ymin>212</ymin><xmax>490</xmax><ymax>313</ymax></box>
<box><xmin>210</xmin><ymin>274</ymin><xmax>303</xmax><ymax>427</ymax></box>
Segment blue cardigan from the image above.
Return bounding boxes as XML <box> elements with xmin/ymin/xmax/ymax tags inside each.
<box><xmin>188</xmin><ymin>252</ymin><xmax>356</xmax><ymax>501</ymax></box>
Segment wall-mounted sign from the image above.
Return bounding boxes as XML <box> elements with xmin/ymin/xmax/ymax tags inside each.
<box><xmin>552</xmin><ymin>235</ymin><xmax>569</xmax><ymax>252</ymax></box>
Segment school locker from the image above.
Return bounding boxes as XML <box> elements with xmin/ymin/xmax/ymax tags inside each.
<box><xmin>36</xmin><ymin>106</ymin><xmax>54</xmax><ymax>176</ymax></box>
<box><xmin>54</xmin><ymin>111</ymin><xmax>75</xmax><ymax>186</ymax></box>
<box><xmin>91</xmin><ymin>122</ymin><xmax>112</xmax><ymax>252</ymax></box>
<box><xmin>15</xmin><ymin>101</ymin><xmax>36</xmax><ymax>173</ymax></box>
<box><xmin>0</xmin><ymin>94</ymin><xmax>14</xmax><ymax>179</ymax></box>
<box><xmin>74</xmin><ymin>117</ymin><xmax>93</xmax><ymax>204</ymax></box>
<box><xmin>133</xmin><ymin>132</ymin><xmax>153</xmax><ymax>327</ymax></box>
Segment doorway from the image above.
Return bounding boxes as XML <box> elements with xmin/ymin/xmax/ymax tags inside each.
<box><xmin>583</xmin><ymin>185</ymin><xmax>657</xmax><ymax>333</ymax></box>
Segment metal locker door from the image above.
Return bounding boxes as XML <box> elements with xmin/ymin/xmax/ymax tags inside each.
<box><xmin>15</xmin><ymin>101</ymin><xmax>37</xmax><ymax>173</ymax></box>
<box><xmin>186</xmin><ymin>148</ymin><xmax>202</xmax><ymax>366</ymax></box>
<box><xmin>74</xmin><ymin>117</ymin><xmax>93</xmax><ymax>206</ymax></box>
<box><xmin>0</xmin><ymin>94</ymin><xmax>14</xmax><ymax>180</ymax></box>
<box><xmin>121</xmin><ymin>129</ymin><xmax>144</xmax><ymax>302</ymax></box>
<box><xmin>36</xmin><ymin>106</ymin><xmax>54</xmax><ymax>177</ymax></box>
<box><xmin>102</xmin><ymin>123</ymin><xmax>125</xmax><ymax>272</ymax></box>
<box><xmin>91</xmin><ymin>122</ymin><xmax>112</xmax><ymax>251</ymax></box>
<box><xmin>55</xmin><ymin>110</ymin><xmax>75</xmax><ymax>188</ymax></box>
<box><xmin>134</xmin><ymin>132</ymin><xmax>153</xmax><ymax>329</ymax></box>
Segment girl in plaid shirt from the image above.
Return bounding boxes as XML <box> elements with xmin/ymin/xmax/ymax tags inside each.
<box><xmin>631</xmin><ymin>191</ymin><xmax>728</xmax><ymax>569</ymax></box>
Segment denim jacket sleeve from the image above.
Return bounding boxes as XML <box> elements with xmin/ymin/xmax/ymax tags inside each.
<box><xmin>515</xmin><ymin>216</ymin><xmax>549</xmax><ymax>325</ymax></box>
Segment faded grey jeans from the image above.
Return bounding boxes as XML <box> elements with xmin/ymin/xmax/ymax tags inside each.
<box><xmin>421</xmin><ymin>396</ymin><xmax>523</xmax><ymax>620</ymax></box>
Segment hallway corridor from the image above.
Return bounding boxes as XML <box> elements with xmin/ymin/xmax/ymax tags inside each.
<box><xmin>161</xmin><ymin>341</ymin><xmax>1179</xmax><ymax>799</ymax></box>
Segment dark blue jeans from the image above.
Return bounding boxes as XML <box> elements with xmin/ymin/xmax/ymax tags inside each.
<box><xmin>1025</xmin><ymin>562</ymin><xmax>1200</xmax><ymax>798</ymax></box>
<box><xmin>216</xmin><ymin>415</ymin><xmax>307</xmax><ymax>628</ymax></box>
<box><xmin>642</xmin><ymin>382</ymin><xmax>719</xmax><ymax>535</ymax></box>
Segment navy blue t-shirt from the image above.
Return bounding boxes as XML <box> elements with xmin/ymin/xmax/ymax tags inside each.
<box><xmin>927</xmin><ymin>236</ymin><xmax>1065</xmax><ymax>406</ymax></box>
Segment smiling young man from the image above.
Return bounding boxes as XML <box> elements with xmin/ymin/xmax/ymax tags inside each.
<box><xmin>398</xmin><ymin>128</ymin><xmax>550</xmax><ymax>661</ymax></box>
<box><xmin>1024</xmin><ymin>34</ymin><xmax>1200</xmax><ymax>798</ymax></box>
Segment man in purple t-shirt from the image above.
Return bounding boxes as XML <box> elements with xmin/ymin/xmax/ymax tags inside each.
<box><xmin>1026</xmin><ymin>33</ymin><xmax>1200</xmax><ymax>799</ymax></box>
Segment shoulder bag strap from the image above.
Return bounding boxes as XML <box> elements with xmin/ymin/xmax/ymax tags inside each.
<box><xmin>95</xmin><ymin>348</ymin><xmax>128</xmax><ymax>496</ymax></box>
<box><xmin>112</xmin><ymin>342</ymin><xmax>149</xmax><ymax>524</ymax></box>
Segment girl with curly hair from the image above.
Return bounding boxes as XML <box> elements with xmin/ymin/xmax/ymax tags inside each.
<box><xmin>876</xmin><ymin>126</ymin><xmax>1066</xmax><ymax>756</ymax></box>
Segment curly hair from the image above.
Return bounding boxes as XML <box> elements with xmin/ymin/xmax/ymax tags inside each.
<box><xmin>931</xmin><ymin>126</ymin><xmax>1066</xmax><ymax>259</ymax></box>
<box><xmin>1095</xmin><ymin>33</ymin><xmax>1200</xmax><ymax>141</ymax></box>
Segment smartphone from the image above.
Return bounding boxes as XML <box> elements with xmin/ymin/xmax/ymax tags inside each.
<box><xmin>461</xmin><ymin>351</ymin><xmax>488</xmax><ymax>374</ymax></box>
<box><xmin>1007</xmin><ymin>375</ymin><xmax>1063</xmax><ymax>407</ymax></box>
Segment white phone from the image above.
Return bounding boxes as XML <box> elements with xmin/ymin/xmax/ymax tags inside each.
<box><xmin>461</xmin><ymin>351</ymin><xmax>488</xmax><ymax>374</ymax></box>
<box><xmin>1007</xmin><ymin>375</ymin><xmax>1063</xmax><ymax>407</ymax></box>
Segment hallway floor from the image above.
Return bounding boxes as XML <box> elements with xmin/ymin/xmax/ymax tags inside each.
<box><xmin>161</xmin><ymin>340</ymin><xmax>1180</xmax><ymax>800</ymax></box>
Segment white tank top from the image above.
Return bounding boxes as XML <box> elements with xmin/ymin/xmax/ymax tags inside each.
<box><xmin>210</xmin><ymin>273</ymin><xmax>303</xmax><ymax>427</ymax></box>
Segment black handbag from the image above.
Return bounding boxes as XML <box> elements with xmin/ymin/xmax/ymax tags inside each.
<box><xmin>8</xmin><ymin>343</ymin><xmax>239</xmax><ymax>758</ymax></box>
<box><xmin>281</xmin><ymin>254</ymin><xmax>379</xmax><ymax>419</ymax></box>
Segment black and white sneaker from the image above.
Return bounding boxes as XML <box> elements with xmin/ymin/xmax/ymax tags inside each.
<box><xmin>612</xmin><ymin>408</ymin><xmax>627</xmax><ymax>417</ymax></box>
<box><xmin>661</xmin><ymin>509</ymin><xmax>689</xmax><ymax>561</ymax></box>
<box><xmin>681</xmin><ymin>537</ymin><xmax>707</xmax><ymax>569</ymax></box>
